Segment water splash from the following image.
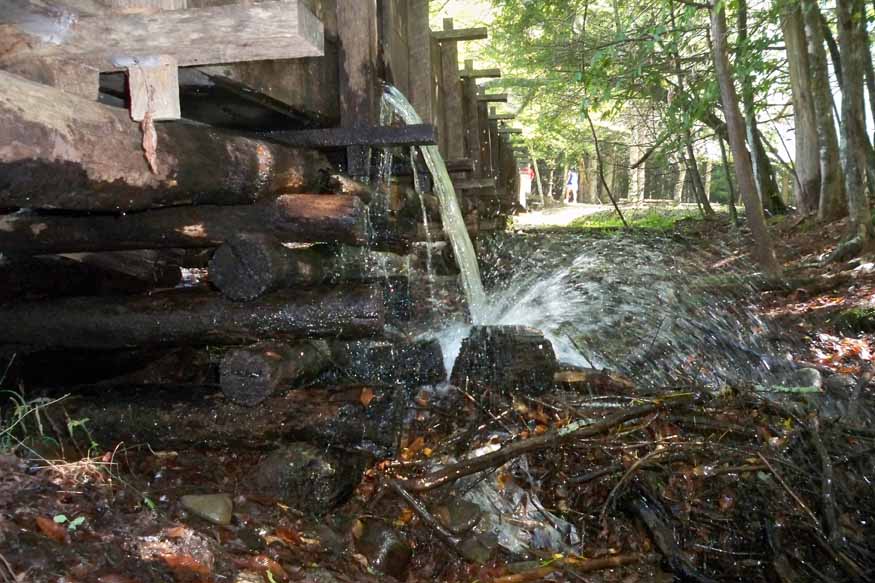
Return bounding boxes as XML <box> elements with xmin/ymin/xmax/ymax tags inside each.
<box><xmin>431</xmin><ymin>231</ymin><xmax>789</xmax><ymax>388</ymax></box>
<box><xmin>381</xmin><ymin>85</ymin><xmax>487</xmax><ymax>322</ymax></box>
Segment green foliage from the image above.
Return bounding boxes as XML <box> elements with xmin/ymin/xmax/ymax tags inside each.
<box><xmin>833</xmin><ymin>307</ymin><xmax>875</xmax><ymax>333</ymax></box>
<box><xmin>53</xmin><ymin>515</ymin><xmax>86</xmax><ymax>531</ymax></box>
<box><xmin>568</xmin><ymin>207</ymin><xmax>704</xmax><ymax>230</ymax></box>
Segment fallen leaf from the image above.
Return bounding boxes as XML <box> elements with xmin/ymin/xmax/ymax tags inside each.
<box><xmin>274</xmin><ymin>527</ymin><xmax>302</xmax><ymax>546</ymax></box>
<box><xmin>158</xmin><ymin>553</ymin><xmax>211</xmax><ymax>579</ymax></box>
<box><xmin>359</xmin><ymin>387</ymin><xmax>375</xmax><ymax>407</ymax></box>
<box><xmin>248</xmin><ymin>555</ymin><xmax>288</xmax><ymax>580</ymax></box>
<box><xmin>36</xmin><ymin>516</ymin><xmax>67</xmax><ymax>543</ymax></box>
<box><xmin>164</xmin><ymin>525</ymin><xmax>190</xmax><ymax>539</ymax></box>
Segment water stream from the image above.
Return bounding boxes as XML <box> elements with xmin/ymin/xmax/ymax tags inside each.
<box><xmin>382</xmin><ymin>85</ymin><xmax>487</xmax><ymax>321</ymax></box>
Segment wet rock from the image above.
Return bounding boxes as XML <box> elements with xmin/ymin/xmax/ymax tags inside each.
<box><xmin>248</xmin><ymin>444</ymin><xmax>364</xmax><ymax>514</ymax></box>
<box><xmin>435</xmin><ymin>498</ymin><xmax>482</xmax><ymax>534</ymax></box>
<box><xmin>327</xmin><ymin>339</ymin><xmax>446</xmax><ymax>386</ymax></box>
<box><xmin>451</xmin><ymin>326</ymin><xmax>558</xmax><ymax>395</ymax></box>
<box><xmin>458</xmin><ymin>533</ymin><xmax>497</xmax><ymax>564</ymax></box>
<box><xmin>352</xmin><ymin>519</ymin><xmax>412</xmax><ymax>579</ymax></box>
<box><xmin>823</xmin><ymin>373</ymin><xmax>856</xmax><ymax>392</ymax></box>
<box><xmin>180</xmin><ymin>494</ymin><xmax>233</xmax><ymax>526</ymax></box>
<box><xmin>775</xmin><ymin>367</ymin><xmax>822</xmax><ymax>390</ymax></box>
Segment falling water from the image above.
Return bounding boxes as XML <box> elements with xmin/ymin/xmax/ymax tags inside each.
<box><xmin>382</xmin><ymin>85</ymin><xmax>487</xmax><ymax>321</ymax></box>
<box><xmin>411</xmin><ymin>147</ymin><xmax>437</xmax><ymax>306</ymax></box>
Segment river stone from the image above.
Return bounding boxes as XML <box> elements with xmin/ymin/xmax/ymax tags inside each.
<box><xmin>435</xmin><ymin>498</ymin><xmax>482</xmax><ymax>534</ymax></box>
<box><xmin>248</xmin><ymin>443</ymin><xmax>363</xmax><ymax>514</ymax></box>
<box><xmin>180</xmin><ymin>494</ymin><xmax>233</xmax><ymax>525</ymax></box>
<box><xmin>353</xmin><ymin>519</ymin><xmax>412</xmax><ymax>579</ymax></box>
<box><xmin>450</xmin><ymin>326</ymin><xmax>558</xmax><ymax>395</ymax></box>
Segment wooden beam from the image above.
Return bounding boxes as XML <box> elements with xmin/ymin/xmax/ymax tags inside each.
<box><xmin>498</xmin><ymin>127</ymin><xmax>523</xmax><ymax>134</ymax></box>
<box><xmin>0</xmin><ymin>58</ymin><xmax>99</xmax><ymax>99</ymax></box>
<box><xmin>477</xmin><ymin>93</ymin><xmax>508</xmax><ymax>102</ymax></box>
<box><xmin>431</xmin><ymin>27</ymin><xmax>488</xmax><ymax>42</ymax></box>
<box><xmin>460</xmin><ymin>60</ymin><xmax>501</xmax><ymax>79</ymax></box>
<box><xmin>265</xmin><ymin>124</ymin><xmax>437</xmax><ymax>149</ymax></box>
<box><xmin>489</xmin><ymin>113</ymin><xmax>516</xmax><ymax>120</ymax></box>
<box><xmin>0</xmin><ymin>0</ymin><xmax>324</xmax><ymax>72</ymax></box>
<box><xmin>445</xmin><ymin>158</ymin><xmax>477</xmax><ymax>173</ymax></box>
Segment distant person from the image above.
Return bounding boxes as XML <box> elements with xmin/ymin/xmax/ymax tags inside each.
<box><xmin>519</xmin><ymin>164</ymin><xmax>534</xmax><ymax>208</ymax></box>
<box><xmin>565</xmin><ymin>168</ymin><xmax>579</xmax><ymax>203</ymax></box>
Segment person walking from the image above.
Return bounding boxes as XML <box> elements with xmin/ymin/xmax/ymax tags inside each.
<box><xmin>565</xmin><ymin>168</ymin><xmax>579</xmax><ymax>203</ymax></box>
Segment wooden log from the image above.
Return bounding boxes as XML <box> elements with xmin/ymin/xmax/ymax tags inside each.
<box><xmin>327</xmin><ymin>339</ymin><xmax>446</xmax><ymax>387</ymax></box>
<box><xmin>220</xmin><ymin>341</ymin><xmax>331</xmax><ymax>406</ymax></box>
<box><xmin>208</xmin><ymin>234</ymin><xmax>330</xmax><ymax>302</ymax></box>
<box><xmin>431</xmin><ymin>27</ymin><xmax>488</xmax><ymax>42</ymax></box>
<box><xmin>264</xmin><ymin>124</ymin><xmax>437</xmax><ymax>148</ymax></box>
<box><xmin>53</xmin><ymin>384</ymin><xmax>403</xmax><ymax>452</ymax></box>
<box><xmin>450</xmin><ymin>326</ymin><xmax>558</xmax><ymax>395</ymax></box>
<box><xmin>59</xmin><ymin>250</ymin><xmax>181</xmax><ymax>284</ymax></box>
<box><xmin>0</xmin><ymin>58</ymin><xmax>99</xmax><ymax>99</ymax></box>
<box><xmin>0</xmin><ymin>285</ymin><xmax>385</xmax><ymax>350</ymax></box>
<box><xmin>0</xmin><ymin>0</ymin><xmax>324</xmax><ymax>71</ymax></box>
<box><xmin>0</xmin><ymin>71</ymin><xmax>331</xmax><ymax>212</ymax></box>
<box><xmin>0</xmin><ymin>255</ymin><xmax>180</xmax><ymax>302</ymax></box>
<box><xmin>19</xmin><ymin>347</ymin><xmax>215</xmax><ymax>389</ymax></box>
<box><xmin>0</xmin><ymin>194</ymin><xmax>368</xmax><ymax>254</ymax></box>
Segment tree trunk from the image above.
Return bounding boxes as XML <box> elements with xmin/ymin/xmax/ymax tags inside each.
<box><xmin>801</xmin><ymin>0</ymin><xmax>847</xmax><ymax>220</ymax></box>
<box><xmin>0</xmin><ymin>194</ymin><xmax>369</xmax><ymax>255</ymax></box>
<box><xmin>783</xmin><ymin>1</ymin><xmax>822</xmax><ymax>215</ymax></box>
<box><xmin>835</xmin><ymin>0</ymin><xmax>875</xmax><ymax>256</ymax></box>
<box><xmin>673</xmin><ymin>157</ymin><xmax>687</xmax><ymax>202</ymax></box>
<box><xmin>530</xmin><ymin>155</ymin><xmax>545</xmax><ymax>205</ymax></box>
<box><xmin>711</xmin><ymin>4</ymin><xmax>782</xmax><ymax>276</ymax></box>
<box><xmin>0</xmin><ymin>286</ymin><xmax>385</xmax><ymax>350</ymax></box>
<box><xmin>0</xmin><ymin>71</ymin><xmax>329</xmax><ymax>212</ymax></box>
<box><xmin>718</xmin><ymin>136</ymin><xmax>739</xmax><ymax>225</ymax></box>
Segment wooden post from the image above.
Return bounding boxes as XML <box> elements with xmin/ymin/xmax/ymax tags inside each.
<box><xmin>479</xmin><ymin>103</ymin><xmax>494</xmax><ymax>178</ymax></box>
<box><xmin>406</xmin><ymin>0</ymin><xmax>433</xmax><ymax>122</ymax></box>
<box><xmin>462</xmin><ymin>61</ymin><xmax>482</xmax><ymax>176</ymax></box>
<box><xmin>438</xmin><ymin>18</ymin><xmax>466</xmax><ymax>161</ymax></box>
<box><xmin>336</xmin><ymin>0</ymin><xmax>378</xmax><ymax>178</ymax></box>
<box><xmin>126</xmin><ymin>55</ymin><xmax>181</xmax><ymax>121</ymax></box>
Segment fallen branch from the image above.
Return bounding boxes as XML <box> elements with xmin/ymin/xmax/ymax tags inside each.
<box><xmin>492</xmin><ymin>553</ymin><xmax>645</xmax><ymax>583</ymax></box>
<box><xmin>397</xmin><ymin>398</ymin><xmax>692</xmax><ymax>492</ymax></box>
<box><xmin>386</xmin><ymin>479</ymin><xmax>464</xmax><ymax>555</ymax></box>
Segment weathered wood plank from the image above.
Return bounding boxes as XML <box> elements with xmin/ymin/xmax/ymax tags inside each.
<box><xmin>431</xmin><ymin>27</ymin><xmax>488</xmax><ymax>42</ymax></box>
<box><xmin>478</xmin><ymin>102</ymin><xmax>493</xmax><ymax>177</ymax></box>
<box><xmin>264</xmin><ymin>124</ymin><xmax>437</xmax><ymax>148</ymax></box>
<box><xmin>462</xmin><ymin>75</ymin><xmax>482</xmax><ymax>175</ymax></box>
<box><xmin>460</xmin><ymin>67</ymin><xmax>501</xmax><ymax>79</ymax></box>
<box><xmin>0</xmin><ymin>58</ymin><xmax>99</xmax><ymax>99</ymax></box>
<box><xmin>498</xmin><ymin>127</ymin><xmax>522</xmax><ymax>134</ymax></box>
<box><xmin>406</xmin><ymin>0</ymin><xmax>433</xmax><ymax>122</ymax></box>
<box><xmin>0</xmin><ymin>70</ymin><xmax>330</xmax><ymax>211</ymax></box>
<box><xmin>438</xmin><ymin>19</ymin><xmax>466</xmax><ymax>161</ymax></box>
<box><xmin>127</xmin><ymin>54</ymin><xmax>180</xmax><ymax>121</ymax></box>
<box><xmin>0</xmin><ymin>0</ymin><xmax>324</xmax><ymax>71</ymax></box>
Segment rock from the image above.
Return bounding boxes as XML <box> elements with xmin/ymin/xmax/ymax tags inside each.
<box><xmin>180</xmin><ymin>494</ymin><xmax>233</xmax><ymax>526</ymax></box>
<box><xmin>353</xmin><ymin>519</ymin><xmax>412</xmax><ymax>579</ymax></box>
<box><xmin>435</xmin><ymin>498</ymin><xmax>482</xmax><ymax>534</ymax></box>
<box><xmin>248</xmin><ymin>444</ymin><xmax>364</xmax><ymax>514</ymax></box>
<box><xmin>451</xmin><ymin>326</ymin><xmax>558</xmax><ymax>395</ymax></box>
<box><xmin>458</xmin><ymin>533</ymin><xmax>496</xmax><ymax>564</ymax></box>
<box><xmin>780</xmin><ymin>367</ymin><xmax>823</xmax><ymax>390</ymax></box>
<box><xmin>300</xmin><ymin>568</ymin><xmax>344</xmax><ymax>583</ymax></box>
<box><xmin>823</xmin><ymin>373</ymin><xmax>856</xmax><ymax>392</ymax></box>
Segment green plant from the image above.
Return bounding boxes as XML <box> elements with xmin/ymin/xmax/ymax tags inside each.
<box><xmin>53</xmin><ymin>515</ymin><xmax>86</xmax><ymax>531</ymax></box>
